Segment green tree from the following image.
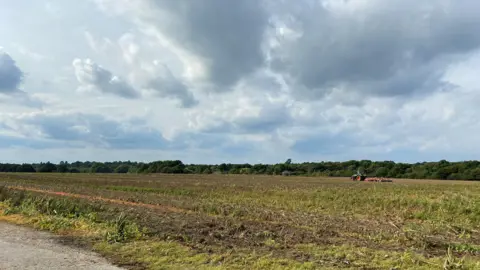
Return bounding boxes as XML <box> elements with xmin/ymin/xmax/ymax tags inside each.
<box><xmin>115</xmin><ymin>164</ymin><xmax>130</xmax><ymax>173</ymax></box>
<box><xmin>16</xmin><ymin>164</ymin><xmax>36</xmax><ymax>173</ymax></box>
<box><xmin>218</xmin><ymin>163</ymin><xmax>228</xmax><ymax>173</ymax></box>
<box><xmin>375</xmin><ymin>167</ymin><xmax>388</xmax><ymax>177</ymax></box>
<box><xmin>38</xmin><ymin>162</ymin><xmax>57</xmax><ymax>173</ymax></box>
<box><xmin>56</xmin><ymin>164</ymin><xmax>69</xmax><ymax>173</ymax></box>
<box><xmin>91</xmin><ymin>163</ymin><xmax>113</xmax><ymax>173</ymax></box>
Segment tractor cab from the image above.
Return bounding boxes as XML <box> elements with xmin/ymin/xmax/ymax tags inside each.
<box><xmin>351</xmin><ymin>170</ymin><xmax>367</xmax><ymax>181</ymax></box>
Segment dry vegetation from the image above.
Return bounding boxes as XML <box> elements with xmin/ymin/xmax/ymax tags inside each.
<box><xmin>1</xmin><ymin>173</ymin><xmax>480</xmax><ymax>269</ymax></box>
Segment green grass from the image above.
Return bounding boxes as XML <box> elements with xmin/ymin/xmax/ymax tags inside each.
<box><xmin>95</xmin><ymin>240</ymin><xmax>320</xmax><ymax>270</ymax></box>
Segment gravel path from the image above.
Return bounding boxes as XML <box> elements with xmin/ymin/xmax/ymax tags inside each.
<box><xmin>0</xmin><ymin>222</ymin><xmax>124</xmax><ymax>270</ymax></box>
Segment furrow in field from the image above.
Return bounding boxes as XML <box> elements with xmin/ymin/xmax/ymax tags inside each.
<box><xmin>7</xmin><ymin>186</ymin><xmax>190</xmax><ymax>214</ymax></box>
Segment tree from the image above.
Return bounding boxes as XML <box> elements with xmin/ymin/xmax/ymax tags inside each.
<box><xmin>470</xmin><ymin>168</ymin><xmax>480</xmax><ymax>180</ymax></box>
<box><xmin>38</xmin><ymin>162</ymin><xmax>57</xmax><ymax>173</ymax></box>
<box><xmin>90</xmin><ymin>163</ymin><xmax>113</xmax><ymax>173</ymax></box>
<box><xmin>56</xmin><ymin>164</ymin><xmax>69</xmax><ymax>173</ymax></box>
<box><xmin>115</xmin><ymin>164</ymin><xmax>130</xmax><ymax>174</ymax></box>
<box><xmin>1</xmin><ymin>159</ymin><xmax>480</xmax><ymax>181</ymax></box>
<box><xmin>375</xmin><ymin>167</ymin><xmax>388</xmax><ymax>177</ymax></box>
<box><xmin>218</xmin><ymin>163</ymin><xmax>228</xmax><ymax>173</ymax></box>
<box><xmin>273</xmin><ymin>164</ymin><xmax>285</xmax><ymax>175</ymax></box>
<box><xmin>16</xmin><ymin>164</ymin><xmax>36</xmax><ymax>173</ymax></box>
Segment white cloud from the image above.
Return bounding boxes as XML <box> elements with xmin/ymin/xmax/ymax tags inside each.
<box><xmin>1</xmin><ymin>0</ymin><xmax>480</xmax><ymax>163</ymax></box>
<box><xmin>72</xmin><ymin>58</ymin><xmax>139</xmax><ymax>98</ymax></box>
<box><xmin>80</xmin><ymin>32</ymin><xmax>198</xmax><ymax>107</ymax></box>
<box><xmin>93</xmin><ymin>0</ymin><xmax>268</xmax><ymax>92</ymax></box>
<box><xmin>117</xmin><ymin>33</ymin><xmax>139</xmax><ymax>65</ymax></box>
<box><xmin>44</xmin><ymin>2</ymin><xmax>60</xmax><ymax>16</ymax></box>
<box><xmin>84</xmin><ymin>31</ymin><xmax>114</xmax><ymax>54</ymax></box>
<box><xmin>0</xmin><ymin>91</ymin><xmax>46</xmax><ymax>109</ymax></box>
<box><xmin>13</xmin><ymin>43</ymin><xmax>47</xmax><ymax>62</ymax></box>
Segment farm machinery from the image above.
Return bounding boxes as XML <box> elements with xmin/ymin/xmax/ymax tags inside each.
<box><xmin>351</xmin><ymin>170</ymin><xmax>393</xmax><ymax>183</ymax></box>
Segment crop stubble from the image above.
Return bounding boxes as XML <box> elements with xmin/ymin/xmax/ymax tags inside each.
<box><xmin>1</xmin><ymin>173</ymin><xmax>480</xmax><ymax>269</ymax></box>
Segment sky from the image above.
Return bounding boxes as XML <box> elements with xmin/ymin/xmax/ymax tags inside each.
<box><xmin>1</xmin><ymin>0</ymin><xmax>480</xmax><ymax>164</ymax></box>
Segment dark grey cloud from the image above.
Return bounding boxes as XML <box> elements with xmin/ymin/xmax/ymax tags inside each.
<box><xmin>12</xmin><ymin>112</ymin><xmax>168</xmax><ymax>149</ymax></box>
<box><xmin>129</xmin><ymin>0</ymin><xmax>268</xmax><ymax>91</ymax></box>
<box><xmin>0</xmin><ymin>50</ymin><xmax>46</xmax><ymax>107</ymax></box>
<box><xmin>270</xmin><ymin>0</ymin><xmax>480</xmax><ymax>99</ymax></box>
<box><xmin>72</xmin><ymin>58</ymin><xmax>139</xmax><ymax>98</ymax></box>
<box><xmin>0</xmin><ymin>50</ymin><xmax>24</xmax><ymax>93</ymax></box>
<box><xmin>143</xmin><ymin>63</ymin><xmax>198</xmax><ymax>108</ymax></box>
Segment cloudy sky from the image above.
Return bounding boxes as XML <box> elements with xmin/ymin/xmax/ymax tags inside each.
<box><xmin>1</xmin><ymin>0</ymin><xmax>480</xmax><ymax>164</ymax></box>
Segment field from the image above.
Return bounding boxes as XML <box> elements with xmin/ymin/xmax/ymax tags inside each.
<box><xmin>1</xmin><ymin>173</ymin><xmax>480</xmax><ymax>269</ymax></box>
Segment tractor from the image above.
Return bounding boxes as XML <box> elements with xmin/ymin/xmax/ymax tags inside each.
<box><xmin>351</xmin><ymin>169</ymin><xmax>393</xmax><ymax>182</ymax></box>
<box><xmin>351</xmin><ymin>170</ymin><xmax>367</xmax><ymax>181</ymax></box>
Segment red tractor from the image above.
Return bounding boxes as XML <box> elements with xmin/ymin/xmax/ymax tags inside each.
<box><xmin>351</xmin><ymin>171</ymin><xmax>367</xmax><ymax>181</ymax></box>
<box><xmin>351</xmin><ymin>170</ymin><xmax>393</xmax><ymax>182</ymax></box>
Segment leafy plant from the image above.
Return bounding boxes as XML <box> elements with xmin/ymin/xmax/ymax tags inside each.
<box><xmin>105</xmin><ymin>212</ymin><xmax>145</xmax><ymax>243</ymax></box>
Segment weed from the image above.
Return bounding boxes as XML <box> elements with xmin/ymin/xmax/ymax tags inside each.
<box><xmin>105</xmin><ymin>212</ymin><xmax>146</xmax><ymax>243</ymax></box>
<box><xmin>444</xmin><ymin>247</ymin><xmax>465</xmax><ymax>269</ymax></box>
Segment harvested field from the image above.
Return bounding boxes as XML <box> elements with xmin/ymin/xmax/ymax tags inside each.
<box><xmin>1</xmin><ymin>173</ymin><xmax>480</xmax><ymax>269</ymax></box>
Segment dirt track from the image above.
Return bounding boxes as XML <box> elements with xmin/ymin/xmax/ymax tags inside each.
<box><xmin>0</xmin><ymin>222</ymin><xmax>123</xmax><ymax>270</ymax></box>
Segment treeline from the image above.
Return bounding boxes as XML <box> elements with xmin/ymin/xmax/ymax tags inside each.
<box><xmin>1</xmin><ymin>159</ymin><xmax>480</xmax><ymax>180</ymax></box>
